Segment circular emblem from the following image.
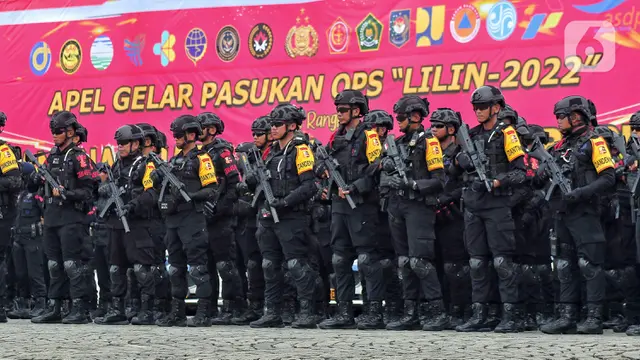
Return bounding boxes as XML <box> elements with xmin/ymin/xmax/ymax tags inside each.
<box><xmin>486</xmin><ymin>1</ymin><xmax>517</xmax><ymax>41</ymax></box>
<box><xmin>450</xmin><ymin>5</ymin><xmax>481</xmax><ymax>43</ymax></box>
<box><xmin>216</xmin><ymin>25</ymin><xmax>240</xmax><ymax>62</ymax></box>
<box><xmin>248</xmin><ymin>23</ymin><xmax>273</xmax><ymax>60</ymax></box>
<box><xmin>29</xmin><ymin>41</ymin><xmax>51</xmax><ymax>76</ymax></box>
<box><xmin>328</xmin><ymin>18</ymin><xmax>349</xmax><ymax>54</ymax></box>
<box><xmin>60</xmin><ymin>39</ymin><xmax>82</xmax><ymax>75</ymax></box>
<box><xmin>285</xmin><ymin>24</ymin><xmax>319</xmax><ymax>58</ymax></box>
<box><xmin>90</xmin><ymin>35</ymin><xmax>114</xmax><ymax>71</ymax></box>
<box><xmin>185</xmin><ymin>28</ymin><xmax>207</xmax><ymax>65</ymax></box>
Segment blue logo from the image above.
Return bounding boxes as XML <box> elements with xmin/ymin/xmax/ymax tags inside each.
<box><xmin>124</xmin><ymin>34</ymin><xmax>145</xmax><ymax>67</ymax></box>
<box><xmin>573</xmin><ymin>0</ymin><xmax>626</xmax><ymax>14</ymax></box>
<box><xmin>29</xmin><ymin>41</ymin><xmax>51</xmax><ymax>76</ymax></box>
<box><xmin>389</xmin><ymin>9</ymin><xmax>411</xmax><ymax>48</ymax></box>
<box><xmin>486</xmin><ymin>1</ymin><xmax>517</xmax><ymax>41</ymax></box>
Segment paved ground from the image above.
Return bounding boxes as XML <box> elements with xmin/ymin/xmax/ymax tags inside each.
<box><xmin>1</xmin><ymin>320</ymin><xmax>639</xmax><ymax>360</ymax></box>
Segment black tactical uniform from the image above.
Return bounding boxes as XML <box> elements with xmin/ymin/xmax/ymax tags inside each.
<box><xmin>430</xmin><ymin>108</ymin><xmax>472</xmax><ymax>329</ymax></box>
<box><xmin>153</xmin><ymin>115</ymin><xmax>218</xmax><ymax>327</ymax></box>
<box><xmin>94</xmin><ymin>125</ymin><xmax>158</xmax><ymax>326</ymax></box>
<box><xmin>380</xmin><ymin>96</ymin><xmax>447</xmax><ymax>331</ymax></box>
<box><xmin>196</xmin><ymin>112</ymin><xmax>245</xmax><ymax>326</ymax></box>
<box><xmin>317</xmin><ymin>91</ymin><xmax>385</xmax><ymax>330</ymax></box>
<box><xmin>136</xmin><ymin>123</ymin><xmax>171</xmax><ymax>321</ymax></box>
<box><xmin>624</xmin><ymin>110</ymin><xmax>640</xmax><ymax>336</ymax></box>
<box><xmin>0</xmin><ymin>112</ymin><xmax>22</xmax><ymax>323</ymax></box>
<box><xmin>249</xmin><ymin>104</ymin><xmax>318</xmax><ymax>329</ymax></box>
<box><xmin>9</xmin><ymin>163</ymin><xmax>46</xmax><ymax>319</ymax></box>
<box><xmin>31</xmin><ymin>111</ymin><xmax>95</xmax><ymax>324</ymax></box>
<box><xmin>540</xmin><ymin>96</ymin><xmax>616</xmax><ymax>335</ymax></box>
<box><xmin>362</xmin><ymin>110</ymin><xmax>403</xmax><ymax>325</ymax></box>
<box><xmin>454</xmin><ymin>86</ymin><xmax>527</xmax><ymax>333</ymax></box>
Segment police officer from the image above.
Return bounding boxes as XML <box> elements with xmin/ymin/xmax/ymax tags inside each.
<box><xmin>0</xmin><ymin>112</ymin><xmax>22</xmax><ymax>323</ymax></box>
<box><xmin>379</xmin><ymin>96</ymin><xmax>447</xmax><ymax>331</ymax></box>
<box><xmin>454</xmin><ymin>86</ymin><xmax>527</xmax><ymax>333</ymax></box>
<box><xmin>429</xmin><ymin>108</ymin><xmax>472</xmax><ymax>329</ymax></box>
<box><xmin>316</xmin><ymin>90</ymin><xmax>384</xmax><ymax>330</ymax></box>
<box><xmin>196</xmin><ymin>112</ymin><xmax>245</xmax><ymax>326</ymax></box>
<box><xmin>94</xmin><ymin>125</ymin><xmax>158</xmax><ymax>326</ymax></box>
<box><xmin>153</xmin><ymin>115</ymin><xmax>218</xmax><ymax>327</ymax></box>
<box><xmin>249</xmin><ymin>104</ymin><xmax>318</xmax><ymax>329</ymax></box>
<box><xmin>539</xmin><ymin>96</ymin><xmax>616</xmax><ymax>335</ymax></box>
<box><xmin>136</xmin><ymin>123</ymin><xmax>171</xmax><ymax>321</ymax></box>
<box><xmin>31</xmin><ymin>111</ymin><xmax>95</xmax><ymax>324</ymax></box>
<box><xmin>363</xmin><ymin>110</ymin><xmax>403</xmax><ymax>324</ymax></box>
<box><xmin>9</xmin><ymin>162</ymin><xmax>46</xmax><ymax>319</ymax></box>
<box><xmin>624</xmin><ymin>110</ymin><xmax>640</xmax><ymax>336</ymax></box>
<box><xmin>230</xmin><ymin>117</ymin><xmax>270</xmax><ymax>325</ymax></box>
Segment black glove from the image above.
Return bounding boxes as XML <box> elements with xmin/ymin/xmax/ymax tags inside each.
<box><xmin>342</xmin><ymin>183</ymin><xmax>358</xmax><ymax>194</ymax></box>
<box><xmin>520</xmin><ymin>212</ymin><xmax>534</xmax><ymax>226</ymax></box>
<box><xmin>437</xmin><ymin>194</ymin><xmax>453</xmax><ymax>206</ymax></box>
<box><xmin>456</xmin><ymin>152</ymin><xmax>474</xmax><ymax>172</ymax></box>
<box><xmin>471</xmin><ymin>179</ymin><xmax>492</xmax><ymax>192</ymax></box>
<box><xmin>233</xmin><ymin>199</ymin><xmax>253</xmax><ymax>217</ymax></box>
<box><xmin>314</xmin><ymin>162</ymin><xmax>328</xmax><ymax>178</ymax></box>
<box><xmin>388</xmin><ymin>176</ymin><xmax>417</xmax><ymax>191</ymax></box>
<box><xmin>311</xmin><ymin>205</ymin><xmax>326</xmax><ymax>220</ymax></box>
<box><xmin>562</xmin><ymin>187</ymin><xmax>586</xmax><ymax>203</ymax></box>
<box><xmin>381</xmin><ymin>157</ymin><xmax>395</xmax><ymax>172</ymax></box>
<box><xmin>236</xmin><ymin>182</ymin><xmax>249</xmax><ymax>196</ymax></box>
<box><xmin>149</xmin><ymin>170</ymin><xmax>163</xmax><ymax>187</ymax></box>
<box><xmin>121</xmin><ymin>202</ymin><xmax>135</xmax><ymax>217</ymax></box>
<box><xmin>269</xmin><ymin>198</ymin><xmax>288</xmax><ymax>209</ymax></box>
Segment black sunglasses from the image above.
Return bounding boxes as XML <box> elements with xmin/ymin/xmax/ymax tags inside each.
<box><xmin>473</xmin><ymin>103</ymin><xmax>491</xmax><ymax>111</ymax></box>
<box><xmin>431</xmin><ymin>123</ymin><xmax>446</xmax><ymax>129</ymax></box>
<box><xmin>117</xmin><ymin>140</ymin><xmax>131</xmax><ymax>146</ymax></box>
<box><xmin>172</xmin><ymin>132</ymin><xmax>185</xmax><ymax>139</ymax></box>
<box><xmin>252</xmin><ymin>132</ymin><xmax>266</xmax><ymax>137</ymax></box>
<box><xmin>395</xmin><ymin>113</ymin><xmax>408</xmax><ymax>122</ymax></box>
<box><xmin>271</xmin><ymin>121</ymin><xmax>285</xmax><ymax>128</ymax></box>
<box><xmin>51</xmin><ymin>127</ymin><xmax>67</xmax><ymax>135</ymax></box>
<box><xmin>632</xmin><ymin>127</ymin><xmax>640</xmax><ymax>132</ymax></box>
<box><xmin>336</xmin><ymin>107</ymin><xmax>351</xmax><ymax>113</ymax></box>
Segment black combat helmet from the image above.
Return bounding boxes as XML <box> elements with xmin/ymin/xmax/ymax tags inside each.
<box><xmin>364</xmin><ymin>110</ymin><xmax>394</xmax><ymax>130</ymax></box>
<box><xmin>197</xmin><ymin>112</ymin><xmax>224</xmax><ymax>134</ymax></box>
<box><xmin>553</xmin><ymin>95</ymin><xmax>593</xmax><ymax>124</ymax></box>
<box><xmin>114</xmin><ymin>124</ymin><xmax>144</xmax><ymax>143</ymax></box>
<box><xmin>170</xmin><ymin>115</ymin><xmax>203</xmax><ymax>137</ymax></box>
<box><xmin>470</xmin><ymin>85</ymin><xmax>506</xmax><ymax>107</ymax></box>
<box><xmin>50</xmin><ymin>111</ymin><xmax>79</xmax><ymax>133</ymax></box>
<box><xmin>269</xmin><ymin>103</ymin><xmax>306</xmax><ymax>125</ymax></box>
<box><xmin>630</xmin><ymin>111</ymin><xmax>640</xmax><ymax>127</ymax></box>
<box><xmin>393</xmin><ymin>95</ymin><xmax>430</xmax><ymax>119</ymax></box>
<box><xmin>136</xmin><ymin>123</ymin><xmax>159</xmax><ymax>147</ymax></box>
<box><xmin>430</xmin><ymin>107</ymin><xmax>462</xmax><ymax>131</ymax></box>
<box><xmin>75</xmin><ymin>124</ymin><xmax>88</xmax><ymax>143</ymax></box>
<box><xmin>334</xmin><ymin>89</ymin><xmax>369</xmax><ymax>115</ymax></box>
<box><xmin>251</xmin><ymin>116</ymin><xmax>272</xmax><ymax>133</ymax></box>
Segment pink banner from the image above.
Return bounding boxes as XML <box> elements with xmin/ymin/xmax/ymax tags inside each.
<box><xmin>1</xmin><ymin>0</ymin><xmax>639</xmax><ymax>162</ymax></box>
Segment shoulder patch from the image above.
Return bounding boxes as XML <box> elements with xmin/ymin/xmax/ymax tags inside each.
<box><xmin>142</xmin><ymin>161</ymin><xmax>156</xmax><ymax>190</ymax></box>
<box><xmin>364</xmin><ymin>129</ymin><xmax>382</xmax><ymax>164</ymax></box>
<box><xmin>197</xmin><ymin>153</ymin><xmax>218</xmax><ymax>186</ymax></box>
<box><xmin>0</xmin><ymin>144</ymin><xmax>18</xmax><ymax>174</ymax></box>
<box><xmin>502</xmin><ymin>125</ymin><xmax>525</xmax><ymax>162</ymax></box>
<box><xmin>425</xmin><ymin>137</ymin><xmax>444</xmax><ymax>171</ymax></box>
<box><xmin>590</xmin><ymin>137</ymin><xmax>614</xmax><ymax>174</ymax></box>
<box><xmin>295</xmin><ymin>144</ymin><xmax>315</xmax><ymax>175</ymax></box>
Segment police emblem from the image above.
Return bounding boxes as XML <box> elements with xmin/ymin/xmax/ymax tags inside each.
<box><xmin>372</xmin><ymin>138</ymin><xmax>380</xmax><ymax>147</ymax></box>
<box><xmin>60</xmin><ymin>39</ymin><xmax>82</xmax><ymax>75</ymax></box>
<box><xmin>432</xmin><ymin>146</ymin><xmax>440</xmax><ymax>154</ymax></box>
<box><xmin>303</xmin><ymin>150</ymin><xmax>310</xmax><ymax>157</ymax></box>
<box><xmin>204</xmin><ymin>160</ymin><xmax>213</xmax><ymax>170</ymax></box>
<box><xmin>599</xmin><ymin>145</ymin><xmax>607</xmax><ymax>154</ymax></box>
<box><xmin>285</xmin><ymin>9</ymin><xmax>319</xmax><ymax>58</ymax></box>
<box><xmin>3</xmin><ymin>150</ymin><xmax>11</xmax><ymax>159</ymax></box>
<box><xmin>249</xmin><ymin>23</ymin><xmax>273</xmax><ymax>59</ymax></box>
<box><xmin>327</xmin><ymin>17</ymin><xmax>350</xmax><ymax>54</ymax></box>
<box><xmin>510</xmin><ymin>134</ymin><xmax>518</xmax><ymax>143</ymax></box>
<box><xmin>216</xmin><ymin>26</ymin><xmax>240</xmax><ymax>62</ymax></box>
<box><xmin>389</xmin><ymin>10</ymin><xmax>410</xmax><ymax>48</ymax></box>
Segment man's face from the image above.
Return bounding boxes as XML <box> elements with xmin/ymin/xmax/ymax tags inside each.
<box><xmin>556</xmin><ymin>111</ymin><xmax>581</xmax><ymax>133</ymax></box>
<box><xmin>375</xmin><ymin>126</ymin><xmax>387</xmax><ymax>138</ymax></box>
<box><xmin>52</xmin><ymin>127</ymin><xmax>72</xmax><ymax>146</ymax></box>
<box><xmin>173</xmin><ymin>131</ymin><xmax>186</xmax><ymax>149</ymax></box>
<box><xmin>117</xmin><ymin>139</ymin><xmax>139</xmax><ymax>157</ymax></box>
<box><xmin>270</xmin><ymin>120</ymin><xmax>287</xmax><ymax>139</ymax></box>
<box><xmin>395</xmin><ymin>112</ymin><xmax>409</xmax><ymax>132</ymax></box>
<box><xmin>337</xmin><ymin>105</ymin><xmax>359</xmax><ymax>125</ymax></box>
<box><xmin>253</xmin><ymin>130</ymin><xmax>267</xmax><ymax>148</ymax></box>
<box><xmin>430</xmin><ymin>122</ymin><xmax>448</xmax><ymax>140</ymax></box>
<box><xmin>199</xmin><ymin>127</ymin><xmax>216</xmax><ymax>141</ymax></box>
<box><xmin>473</xmin><ymin>102</ymin><xmax>492</xmax><ymax>123</ymax></box>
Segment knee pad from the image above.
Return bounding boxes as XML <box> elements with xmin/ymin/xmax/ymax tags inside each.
<box><xmin>262</xmin><ymin>259</ymin><xmax>279</xmax><ymax>281</ymax></box>
<box><xmin>469</xmin><ymin>257</ymin><xmax>489</xmax><ymax>281</ymax></box>
<box><xmin>521</xmin><ymin>264</ymin><xmax>539</xmax><ymax>284</ymax></box>
<box><xmin>167</xmin><ymin>265</ymin><xmax>181</xmax><ymax>277</ymax></box>
<box><xmin>357</xmin><ymin>253</ymin><xmax>372</xmax><ymax>276</ymax></box>
<box><xmin>380</xmin><ymin>258</ymin><xmax>392</xmax><ymax>269</ymax></box>
<box><xmin>216</xmin><ymin>260</ymin><xmax>239</xmax><ymax>280</ymax></box>
<box><xmin>63</xmin><ymin>260</ymin><xmax>86</xmax><ymax>280</ymax></box>
<box><xmin>247</xmin><ymin>259</ymin><xmax>259</xmax><ymax>270</ymax></box>
<box><xmin>555</xmin><ymin>258</ymin><xmax>573</xmax><ymax>283</ymax></box>
<box><xmin>331</xmin><ymin>254</ymin><xmax>351</xmax><ymax>274</ymax></box>
<box><xmin>48</xmin><ymin>259</ymin><xmax>62</xmax><ymax>273</ymax></box>
<box><xmin>287</xmin><ymin>258</ymin><xmax>312</xmax><ymax>282</ymax></box>
<box><xmin>188</xmin><ymin>264</ymin><xmax>210</xmax><ymax>285</ymax></box>
<box><xmin>493</xmin><ymin>256</ymin><xmax>517</xmax><ymax>281</ymax></box>
<box><xmin>621</xmin><ymin>266</ymin><xmax>638</xmax><ymax>288</ymax></box>
<box><xmin>409</xmin><ymin>257</ymin><xmax>435</xmax><ymax>279</ymax></box>
<box><xmin>444</xmin><ymin>262</ymin><xmax>470</xmax><ymax>280</ymax></box>
<box><xmin>134</xmin><ymin>264</ymin><xmax>153</xmax><ymax>282</ymax></box>
<box><xmin>604</xmin><ymin>268</ymin><xmax>621</xmax><ymax>286</ymax></box>
<box><xmin>578</xmin><ymin>258</ymin><xmax>602</xmax><ymax>281</ymax></box>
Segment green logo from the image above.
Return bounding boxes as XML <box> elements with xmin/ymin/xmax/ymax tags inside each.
<box><xmin>356</xmin><ymin>13</ymin><xmax>383</xmax><ymax>52</ymax></box>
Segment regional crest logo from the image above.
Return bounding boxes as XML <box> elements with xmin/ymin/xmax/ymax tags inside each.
<box><xmin>356</xmin><ymin>13</ymin><xmax>383</xmax><ymax>52</ymax></box>
<box><xmin>249</xmin><ymin>23</ymin><xmax>273</xmax><ymax>59</ymax></box>
<box><xmin>60</xmin><ymin>39</ymin><xmax>82</xmax><ymax>75</ymax></box>
<box><xmin>285</xmin><ymin>9</ymin><xmax>319</xmax><ymax>58</ymax></box>
<box><xmin>326</xmin><ymin>17</ymin><xmax>350</xmax><ymax>54</ymax></box>
<box><xmin>185</xmin><ymin>28</ymin><xmax>207</xmax><ymax>65</ymax></box>
<box><xmin>389</xmin><ymin>10</ymin><xmax>410</xmax><ymax>48</ymax></box>
<box><xmin>216</xmin><ymin>26</ymin><xmax>240</xmax><ymax>62</ymax></box>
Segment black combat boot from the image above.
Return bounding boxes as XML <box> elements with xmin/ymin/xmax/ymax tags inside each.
<box><xmin>0</xmin><ymin>306</ymin><xmax>6</xmax><ymax>323</ymax></box>
<box><xmin>30</xmin><ymin>297</ymin><xmax>47</xmax><ymax>319</ymax></box>
<box><xmin>536</xmin><ymin>302</ymin><xmax>554</xmax><ymax>326</ymax></box>
<box><xmin>232</xmin><ymin>300</ymin><xmax>264</xmax><ymax>325</ymax></box>
<box><xmin>62</xmin><ymin>299</ymin><xmax>89</xmax><ymax>324</ymax></box>
<box><xmin>386</xmin><ymin>300</ymin><xmax>421</xmax><ymax>330</ymax></box>
<box><xmin>95</xmin><ymin>297</ymin><xmax>129</xmax><ymax>325</ymax></box>
<box><xmin>358</xmin><ymin>301</ymin><xmax>385</xmax><ymax>330</ymax></box>
<box><xmin>91</xmin><ymin>297</ymin><xmax>110</xmax><ymax>320</ymax></box>
<box><xmin>355</xmin><ymin>300</ymin><xmax>370</xmax><ymax>324</ymax></box>
<box><xmin>486</xmin><ymin>303</ymin><xmax>501</xmax><ymax>329</ymax></box>
<box><xmin>319</xmin><ymin>301</ymin><xmax>356</xmax><ymax>329</ymax></box>
<box><xmin>291</xmin><ymin>299</ymin><xmax>317</xmax><ymax>329</ymax></box>
<box><xmin>540</xmin><ymin>303</ymin><xmax>578</xmax><ymax>334</ymax></box>
<box><xmin>315</xmin><ymin>301</ymin><xmax>328</xmax><ymax>324</ymax></box>
<box><xmin>250</xmin><ymin>302</ymin><xmax>284</xmax><ymax>328</ymax></box>
<box><xmin>524</xmin><ymin>303</ymin><xmax>538</xmax><ymax>331</ymax></box>
<box><xmin>603</xmin><ymin>302</ymin><xmax>627</xmax><ymax>332</ymax></box>
<box><xmin>494</xmin><ymin>303</ymin><xmax>520</xmax><ymax>333</ymax></box>
<box><xmin>577</xmin><ymin>303</ymin><xmax>603</xmax><ymax>334</ymax></box>
<box><xmin>125</xmin><ymin>299</ymin><xmax>140</xmax><ymax>321</ymax></box>
<box><xmin>624</xmin><ymin>302</ymin><xmax>640</xmax><ymax>336</ymax></box>
<box><xmin>153</xmin><ymin>298</ymin><xmax>167</xmax><ymax>322</ymax></box>
<box><xmin>456</xmin><ymin>303</ymin><xmax>492</xmax><ymax>332</ymax></box>
<box><xmin>422</xmin><ymin>300</ymin><xmax>449</xmax><ymax>331</ymax></box>
<box><xmin>31</xmin><ymin>299</ymin><xmax>62</xmax><ymax>323</ymax></box>
<box><xmin>384</xmin><ymin>300</ymin><xmax>402</xmax><ymax>325</ymax></box>
<box><xmin>211</xmin><ymin>300</ymin><xmax>233</xmax><ymax>325</ymax></box>
<box><xmin>8</xmin><ymin>297</ymin><xmax>30</xmax><ymax>319</ymax></box>
<box><xmin>187</xmin><ymin>299</ymin><xmax>212</xmax><ymax>327</ymax></box>
<box><xmin>61</xmin><ymin>299</ymin><xmax>71</xmax><ymax>318</ymax></box>
<box><xmin>281</xmin><ymin>299</ymin><xmax>296</xmax><ymax>325</ymax></box>
<box><xmin>156</xmin><ymin>298</ymin><xmax>187</xmax><ymax>327</ymax></box>
<box><xmin>447</xmin><ymin>304</ymin><xmax>466</xmax><ymax>330</ymax></box>
<box><xmin>131</xmin><ymin>295</ymin><xmax>156</xmax><ymax>325</ymax></box>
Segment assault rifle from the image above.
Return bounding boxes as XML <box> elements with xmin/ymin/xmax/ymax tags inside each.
<box><xmin>148</xmin><ymin>152</ymin><xmax>191</xmax><ymax>202</ymax></box>
<box><xmin>456</xmin><ymin>124</ymin><xmax>492</xmax><ymax>192</ymax></box>
<box><xmin>249</xmin><ymin>148</ymin><xmax>279</xmax><ymax>223</ymax></box>
<box><xmin>24</xmin><ymin>149</ymin><xmax>67</xmax><ymax>200</ymax></box>
<box><xmin>384</xmin><ymin>134</ymin><xmax>409</xmax><ymax>184</ymax></box>
<box><xmin>527</xmin><ymin>138</ymin><xmax>572</xmax><ymax>200</ymax></box>
<box><xmin>316</xmin><ymin>146</ymin><xmax>356</xmax><ymax>209</ymax></box>
<box><xmin>97</xmin><ymin>163</ymin><xmax>130</xmax><ymax>233</ymax></box>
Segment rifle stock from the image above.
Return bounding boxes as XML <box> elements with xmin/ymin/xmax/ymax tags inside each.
<box><xmin>250</xmin><ymin>148</ymin><xmax>280</xmax><ymax>223</ymax></box>
<box><xmin>456</xmin><ymin>125</ymin><xmax>491</xmax><ymax>192</ymax></box>
<box><xmin>24</xmin><ymin>149</ymin><xmax>67</xmax><ymax>200</ymax></box>
<box><xmin>316</xmin><ymin>147</ymin><xmax>356</xmax><ymax>209</ymax></box>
